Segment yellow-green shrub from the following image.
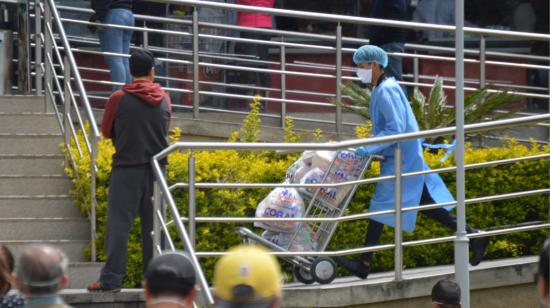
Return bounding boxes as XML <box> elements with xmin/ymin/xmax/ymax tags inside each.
<box><xmin>66</xmin><ymin>124</ymin><xmax>549</xmax><ymax>287</ymax></box>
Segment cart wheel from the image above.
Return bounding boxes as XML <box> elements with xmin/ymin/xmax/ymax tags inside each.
<box><xmin>293</xmin><ymin>265</ymin><xmax>315</xmax><ymax>285</ymax></box>
<box><xmin>310</xmin><ymin>257</ymin><xmax>337</xmax><ymax>284</ymax></box>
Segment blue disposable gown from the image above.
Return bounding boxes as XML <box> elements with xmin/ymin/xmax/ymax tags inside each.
<box><xmin>361</xmin><ymin>77</ymin><xmax>455</xmax><ymax>232</ymax></box>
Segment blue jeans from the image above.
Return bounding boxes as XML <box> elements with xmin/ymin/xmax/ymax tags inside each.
<box><xmin>99</xmin><ymin>8</ymin><xmax>134</xmax><ymax>90</ymax></box>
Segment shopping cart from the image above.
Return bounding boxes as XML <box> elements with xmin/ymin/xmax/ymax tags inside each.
<box><xmin>237</xmin><ymin>150</ymin><xmax>380</xmax><ymax>285</ymax></box>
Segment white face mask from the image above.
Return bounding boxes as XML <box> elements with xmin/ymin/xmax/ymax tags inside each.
<box><xmin>356</xmin><ymin>68</ymin><xmax>372</xmax><ymax>84</ymax></box>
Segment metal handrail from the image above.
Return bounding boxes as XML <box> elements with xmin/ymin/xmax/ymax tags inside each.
<box><xmin>151</xmin><ymin>113</ymin><xmax>549</xmax><ymax>305</ymax></box>
<box><xmin>37</xmin><ymin>0</ymin><xmax>101</xmax><ymax>261</ymax></box>
<box><xmin>154</xmin><ymin>112</ymin><xmax>550</xmax><ymax>158</ymax></box>
<box><xmin>147</xmin><ymin>0</ymin><xmax>550</xmax><ymax>41</ymax></box>
<box><xmin>50</xmin><ymin>2</ymin><xmax>550</xmax><ymax>138</ymax></box>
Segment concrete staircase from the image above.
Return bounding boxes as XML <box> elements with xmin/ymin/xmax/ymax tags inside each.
<box><xmin>0</xmin><ymin>95</ymin><xmax>101</xmax><ymax>288</ymax></box>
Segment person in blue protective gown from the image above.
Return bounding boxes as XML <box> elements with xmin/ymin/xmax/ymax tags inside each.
<box><xmin>333</xmin><ymin>45</ymin><xmax>490</xmax><ymax>279</ymax></box>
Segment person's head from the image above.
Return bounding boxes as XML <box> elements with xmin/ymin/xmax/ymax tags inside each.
<box><xmin>431</xmin><ymin>279</ymin><xmax>461</xmax><ymax>308</ymax></box>
<box><xmin>213</xmin><ymin>245</ymin><xmax>282</xmax><ymax>308</ymax></box>
<box><xmin>0</xmin><ymin>245</ymin><xmax>15</xmax><ymax>295</ymax></box>
<box><xmin>0</xmin><ymin>245</ymin><xmax>15</xmax><ymax>274</ymax></box>
<box><xmin>537</xmin><ymin>238</ymin><xmax>550</xmax><ymax>307</ymax></box>
<box><xmin>143</xmin><ymin>251</ymin><xmax>197</xmax><ymax>308</ymax></box>
<box><xmin>130</xmin><ymin>48</ymin><xmax>158</xmax><ymax>81</ymax></box>
<box><xmin>14</xmin><ymin>245</ymin><xmax>69</xmax><ymax>297</ymax></box>
<box><xmin>353</xmin><ymin>44</ymin><xmax>388</xmax><ymax>85</ymax></box>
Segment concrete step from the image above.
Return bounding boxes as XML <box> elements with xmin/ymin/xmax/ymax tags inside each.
<box><xmin>66</xmin><ymin>262</ymin><xmax>104</xmax><ymax>289</ymax></box>
<box><xmin>0</xmin><ymin>96</ymin><xmax>45</xmax><ymax>113</ymax></box>
<box><xmin>0</xmin><ymin>218</ymin><xmax>90</xmax><ymax>241</ymax></box>
<box><xmin>0</xmin><ymin>155</ymin><xmax>65</xmax><ymax>175</ymax></box>
<box><xmin>0</xmin><ymin>133</ymin><xmax>63</xmax><ymax>155</ymax></box>
<box><xmin>0</xmin><ymin>113</ymin><xmax>60</xmax><ymax>134</ymax></box>
<box><xmin>1</xmin><ymin>240</ymin><xmax>89</xmax><ymax>262</ymax></box>
<box><xmin>0</xmin><ymin>195</ymin><xmax>81</xmax><ymax>218</ymax></box>
<box><xmin>62</xmin><ymin>289</ymin><xmax>144</xmax><ymax>307</ymax></box>
<box><xmin>0</xmin><ymin>175</ymin><xmax>72</xmax><ymax>195</ymax></box>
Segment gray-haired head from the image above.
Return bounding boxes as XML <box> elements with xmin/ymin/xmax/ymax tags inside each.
<box><xmin>16</xmin><ymin>245</ymin><xmax>69</xmax><ymax>295</ymax></box>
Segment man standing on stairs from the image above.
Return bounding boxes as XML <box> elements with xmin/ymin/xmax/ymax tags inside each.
<box><xmin>88</xmin><ymin>48</ymin><xmax>172</xmax><ymax>292</ymax></box>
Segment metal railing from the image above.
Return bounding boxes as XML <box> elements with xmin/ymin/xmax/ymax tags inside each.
<box><xmin>151</xmin><ymin>112</ymin><xmax>550</xmax><ymax>306</ymax></box>
<box><xmin>34</xmin><ymin>0</ymin><xmax>100</xmax><ymax>261</ymax></box>
<box><xmin>19</xmin><ymin>0</ymin><xmax>549</xmax><ymax>306</ymax></box>
<box><xmin>48</xmin><ymin>1</ymin><xmax>550</xmax><ymax>135</ymax></box>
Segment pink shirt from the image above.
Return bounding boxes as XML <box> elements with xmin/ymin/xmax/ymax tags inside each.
<box><xmin>236</xmin><ymin>0</ymin><xmax>275</xmax><ymax>28</ymax></box>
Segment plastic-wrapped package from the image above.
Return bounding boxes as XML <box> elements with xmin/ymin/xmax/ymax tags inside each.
<box><xmin>286</xmin><ymin>151</ymin><xmax>315</xmax><ymax>183</ymax></box>
<box><xmin>255</xmin><ymin>187</ymin><xmax>304</xmax><ymax>233</ymax></box>
<box><xmin>299</xmin><ymin>150</ymin><xmax>365</xmax><ymax>207</ymax></box>
<box><xmin>311</xmin><ymin>151</ymin><xmax>336</xmax><ymax>172</ymax></box>
<box><xmin>261</xmin><ymin>225</ymin><xmax>318</xmax><ymax>251</ymax></box>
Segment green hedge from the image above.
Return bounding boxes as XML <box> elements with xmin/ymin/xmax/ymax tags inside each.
<box><xmin>66</xmin><ymin>123</ymin><xmax>549</xmax><ymax>287</ymax></box>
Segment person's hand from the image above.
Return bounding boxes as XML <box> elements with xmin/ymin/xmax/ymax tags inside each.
<box><xmin>88</xmin><ymin>14</ymin><xmax>100</xmax><ymax>33</ymax></box>
<box><xmin>355</xmin><ymin>147</ymin><xmax>370</xmax><ymax>157</ymax></box>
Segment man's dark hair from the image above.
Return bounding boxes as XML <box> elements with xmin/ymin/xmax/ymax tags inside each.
<box><xmin>0</xmin><ymin>245</ymin><xmax>15</xmax><ymax>273</ymax></box>
<box><xmin>129</xmin><ymin>48</ymin><xmax>157</xmax><ymax>78</ymax></box>
<box><xmin>0</xmin><ymin>245</ymin><xmax>16</xmax><ymax>295</ymax></box>
<box><xmin>145</xmin><ymin>251</ymin><xmax>196</xmax><ymax>298</ymax></box>
<box><xmin>432</xmin><ymin>279</ymin><xmax>461</xmax><ymax>308</ymax></box>
<box><xmin>540</xmin><ymin>238</ymin><xmax>550</xmax><ymax>285</ymax></box>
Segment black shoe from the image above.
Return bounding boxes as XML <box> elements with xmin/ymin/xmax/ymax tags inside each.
<box><xmin>333</xmin><ymin>256</ymin><xmax>370</xmax><ymax>279</ymax></box>
<box><xmin>470</xmin><ymin>232</ymin><xmax>490</xmax><ymax>266</ymax></box>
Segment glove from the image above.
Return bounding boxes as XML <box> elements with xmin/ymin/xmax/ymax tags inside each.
<box><xmin>355</xmin><ymin>147</ymin><xmax>370</xmax><ymax>157</ymax></box>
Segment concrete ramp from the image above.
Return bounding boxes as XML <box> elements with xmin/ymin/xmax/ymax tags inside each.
<box><xmin>62</xmin><ymin>256</ymin><xmax>539</xmax><ymax>307</ymax></box>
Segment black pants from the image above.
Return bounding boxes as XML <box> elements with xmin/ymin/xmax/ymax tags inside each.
<box><xmin>359</xmin><ymin>185</ymin><xmax>475</xmax><ymax>263</ymax></box>
<box><xmin>99</xmin><ymin>165</ymin><xmax>155</xmax><ymax>288</ymax></box>
<box><xmin>234</xmin><ymin>32</ymin><xmax>272</xmax><ymax>92</ymax></box>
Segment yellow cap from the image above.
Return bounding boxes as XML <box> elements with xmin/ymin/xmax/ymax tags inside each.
<box><xmin>213</xmin><ymin>245</ymin><xmax>282</xmax><ymax>303</ymax></box>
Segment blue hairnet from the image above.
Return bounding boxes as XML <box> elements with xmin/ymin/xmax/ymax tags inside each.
<box><xmin>353</xmin><ymin>45</ymin><xmax>388</xmax><ymax>68</ymax></box>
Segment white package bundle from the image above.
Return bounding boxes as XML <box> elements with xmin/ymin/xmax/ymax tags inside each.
<box><xmin>255</xmin><ymin>187</ymin><xmax>304</xmax><ymax>233</ymax></box>
<box><xmin>311</xmin><ymin>151</ymin><xmax>336</xmax><ymax>172</ymax></box>
<box><xmin>261</xmin><ymin>225</ymin><xmax>318</xmax><ymax>252</ymax></box>
<box><xmin>299</xmin><ymin>150</ymin><xmax>365</xmax><ymax>207</ymax></box>
<box><xmin>286</xmin><ymin>151</ymin><xmax>315</xmax><ymax>183</ymax></box>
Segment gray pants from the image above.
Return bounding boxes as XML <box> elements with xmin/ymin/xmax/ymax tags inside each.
<box><xmin>99</xmin><ymin>166</ymin><xmax>155</xmax><ymax>288</ymax></box>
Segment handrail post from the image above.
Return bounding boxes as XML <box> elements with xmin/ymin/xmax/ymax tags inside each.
<box><xmin>43</xmin><ymin>0</ymin><xmax>52</xmax><ymax>111</ymax></box>
<box><xmin>335</xmin><ymin>22</ymin><xmax>343</xmax><ymax>135</ymax></box>
<box><xmin>455</xmin><ymin>0</ymin><xmax>470</xmax><ymax>307</ymax></box>
<box><xmin>192</xmin><ymin>7</ymin><xmax>200</xmax><ymax>119</ymax></box>
<box><xmin>143</xmin><ymin>21</ymin><xmax>149</xmax><ymax>48</ymax></box>
<box><xmin>280</xmin><ymin>44</ymin><xmax>286</xmax><ymax>128</ymax></box>
<box><xmin>394</xmin><ymin>143</ymin><xmax>403</xmax><ymax>281</ymax></box>
<box><xmin>18</xmin><ymin>0</ymin><xmax>30</xmax><ymax>94</ymax></box>
<box><xmin>90</xmin><ymin>135</ymin><xmax>98</xmax><ymax>262</ymax></box>
<box><xmin>153</xmin><ymin>180</ymin><xmax>161</xmax><ymax>257</ymax></box>
<box><xmin>63</xmin><ymin>56</ymin><xmax>71</xmax><ymax>148</ymax></box>
<box><xmin>413</xmin><ymin>51</ymin><xmax>419</xmax><ymax>93</ymax></box>
<box><xmin>479</xmin><ymin>35</ymin><xmax>486</xmax><ymax>88</ymax></box>
<box><xmin>188</xmin><ymin>153</ymin><xmax>196</xmax><ymax>248</ymax></box>
<box><xmin>34</xmin><ymin>0</ymin><xmax>42</xmax><ymax>95</ymax></box>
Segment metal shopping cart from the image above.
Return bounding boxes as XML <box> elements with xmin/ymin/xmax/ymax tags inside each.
<box><xmin>237</xmin><ymin>150</ymin><xmax>379</xmax><ymax>285</ymax></box>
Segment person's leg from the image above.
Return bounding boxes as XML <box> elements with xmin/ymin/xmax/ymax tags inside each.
<box><xmin>98</xmin><ymin>167</ymin><xmax>142</xmax><ymax>289</ymax></box>
<box><xmin>419</xmin><ymin>185</ymin><xmax>489</xmax><ymax>266</ymax></box>
<box><xmin>381</xmin><ymin>42</ymin><xmax>406</xmax><ymax>95</ymax></box>
<box><xmin>359</xmin><ymin>220</ymin><xmax>385</xmax><ymax>264</ymax></box>
<box><xmin>121</xmin><ymin>10</ymin><xmax>134</xmax><ymax>84</ymax></box>
<box><xmin>99</xmin><ymin>9</ymin><xmax>132</xmax><ymax>90</ymax></box>
<box><xmin>333</xmin><ymin>219</ymin><xmax>384</xmax><ymax>279</ymax></box>
<box><xmin>139</xmin><ymin>167</ymin><xmax>155</xmax><ymax>274</ymax></box>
